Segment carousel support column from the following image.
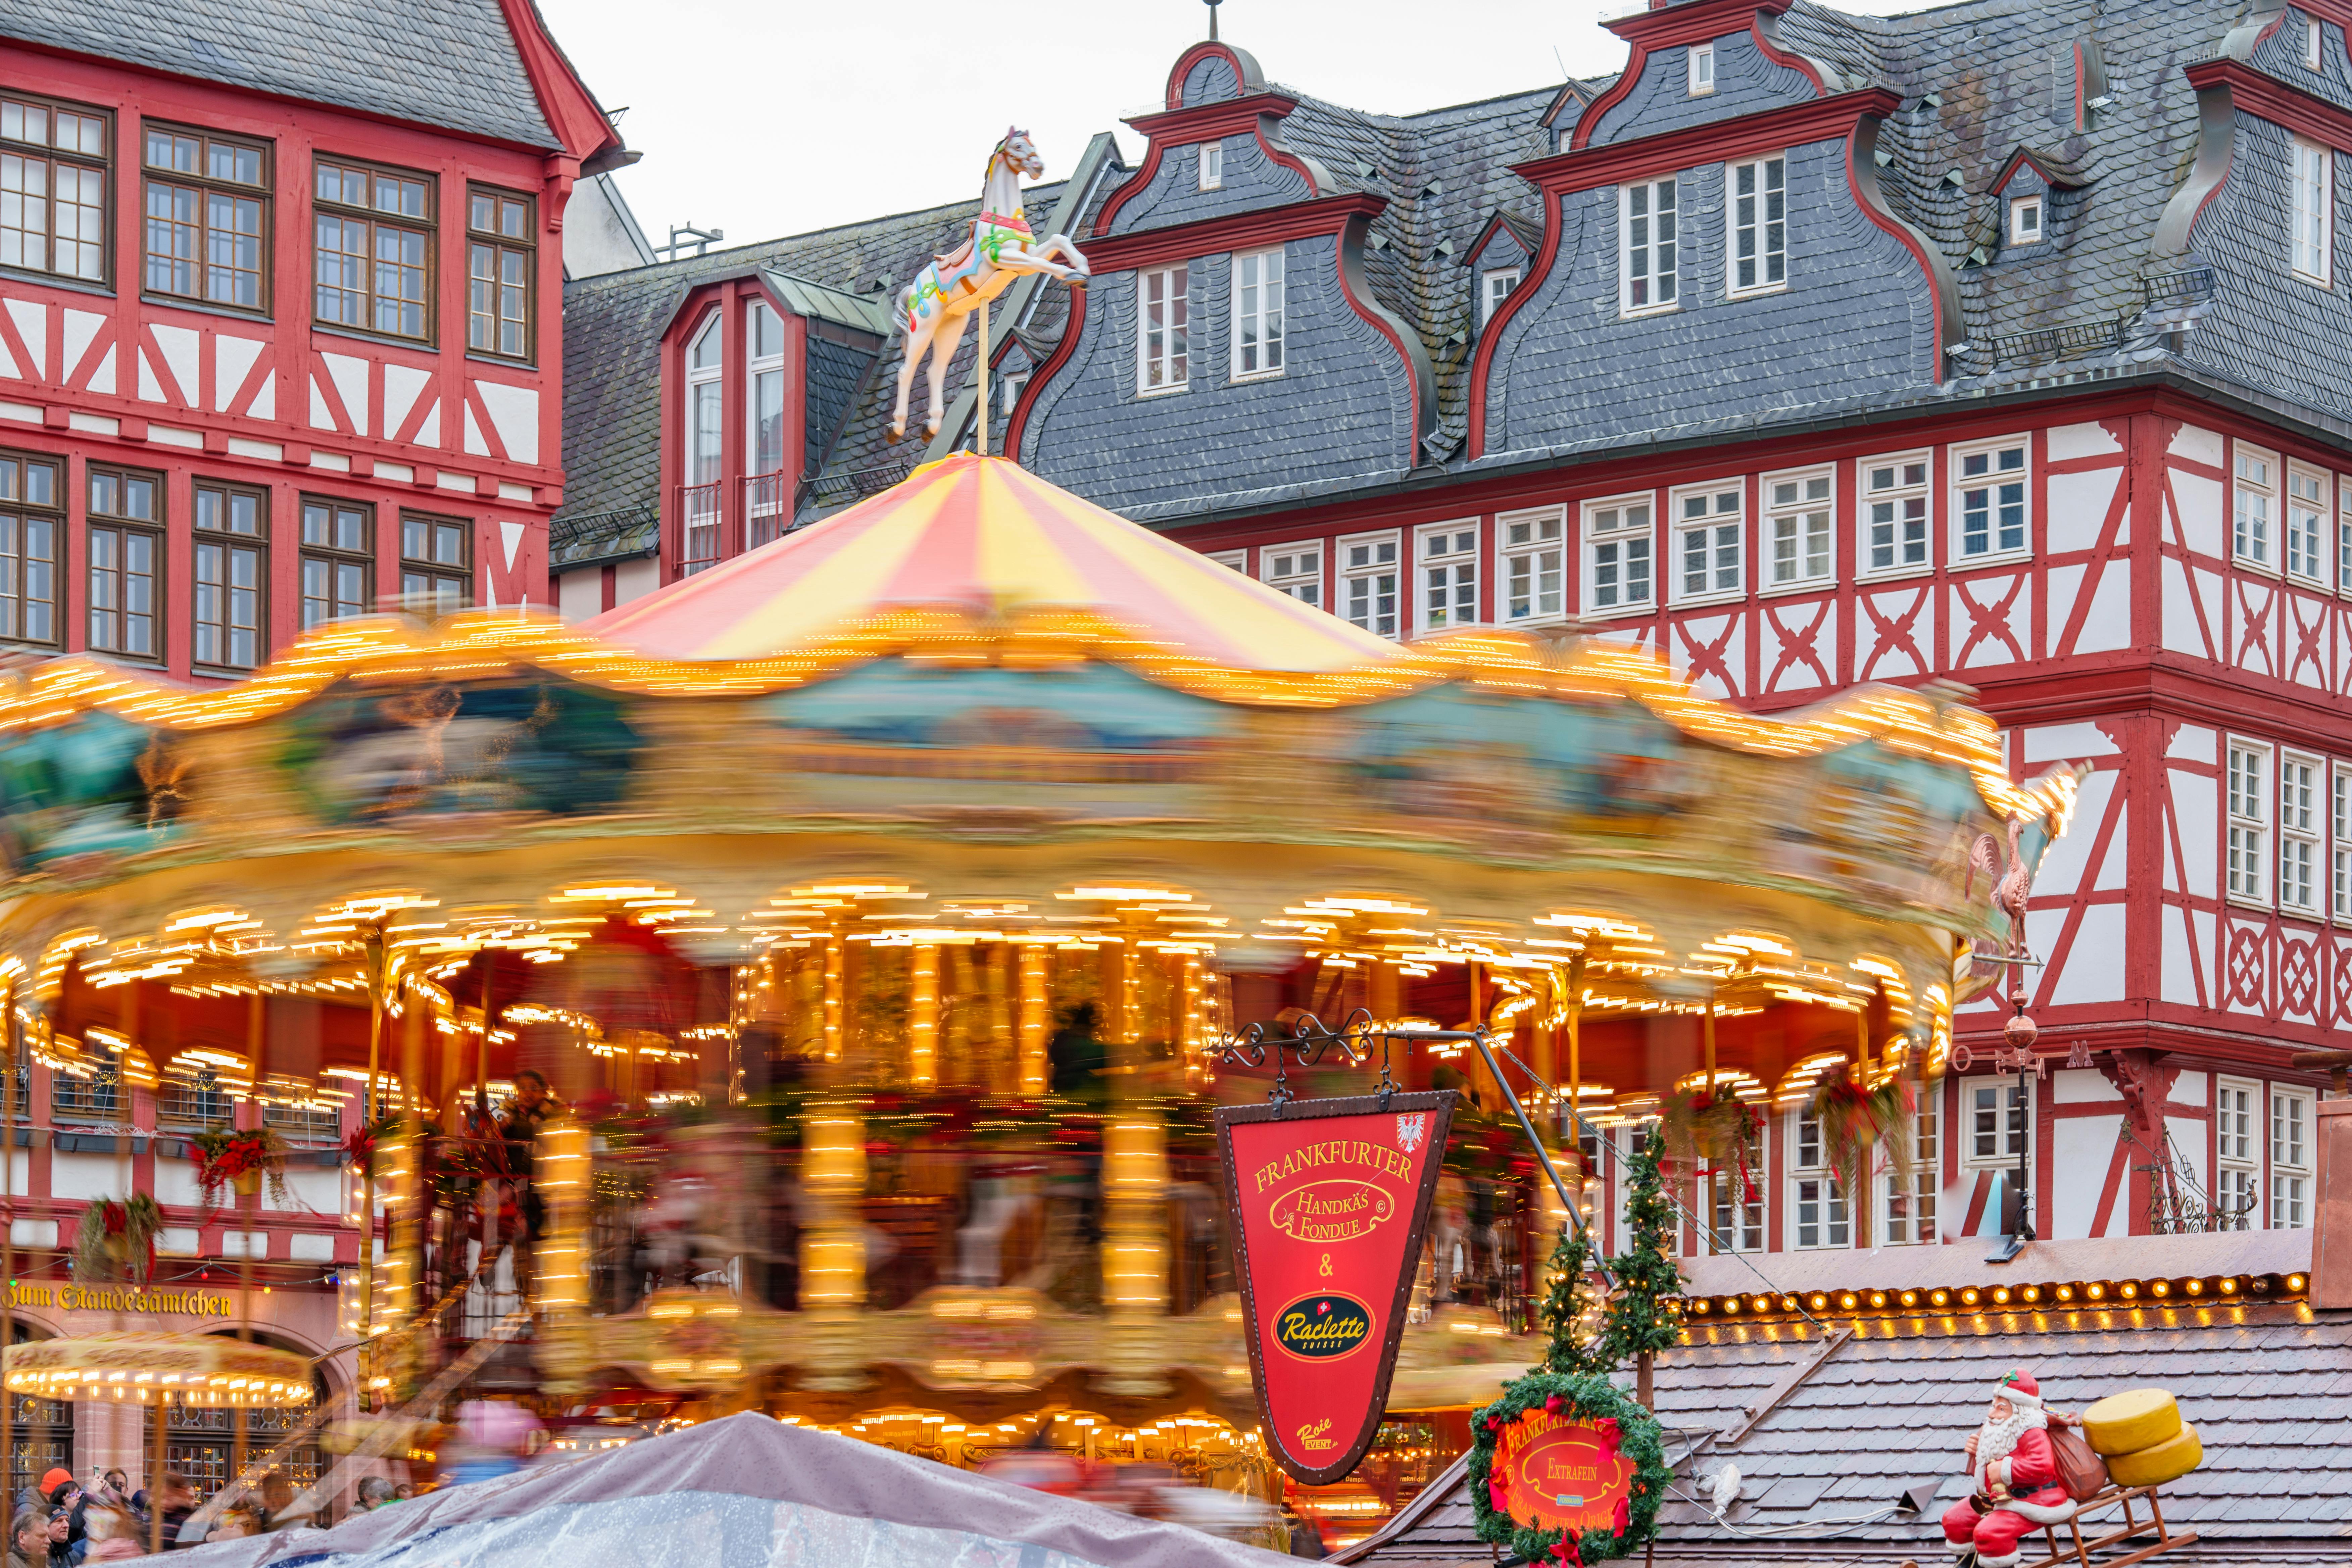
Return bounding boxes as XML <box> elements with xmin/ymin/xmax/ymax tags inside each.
<box><xmin>797</xmin><ymin>1100</ymin><xmax>868</xmax><ymax>1389</ymax></box>
<box><xmin>235</xmin><ymin>990</ymin><xmax>269</xmax><ymax>1494</ymax></box>
<box><xmin>1099</xmin><ymin>957</ymin><xmax>1167</xmax><ymax>1397</ymax></box>
<box><xmin>531</xmin><ymin>1117</ymin><xmax>591</xmax><ymax>1395</ymax></box>
<box><xmin>2</xmin><ymin>977</ymin><xmax>14</xmax><ymax>1529</ymax></box>
<box><xmin>359</xmin><ymin>934</ymin><xmax>384</xmax><ymax>1393</ymax></box>
<box><xmin>1852</xmin><ymin>1001</ymin><xmax>1873</xmax><ymax>1251</ymax></box>
<box><xmin>1017</xmin><ymin>944</ymin><xmax>1048</xmax><ymax>1097</ymax></box>
<box><xmin>382</xmin><ymin>973</ymin><xmax>427</xmax><ymax>1397</ymax></box>
<box><xmin>822</xmin><ymin>931</ymin><xmax>845</xmax><ymax>1066</ymax></box>
<box><xmin>910</xmin><ymin>945</ymin><xmax>938</xmax><ymax>1091</ymax></box>
<box><xmin>479</xmin><ymin>952</ymin><xmax>498</xmax><ymax>1315</ymax></box>
<box><xmin>1703</xmin><ymin>988</ymin><xmax>1718</xmax><ymax>1251</ymax></box>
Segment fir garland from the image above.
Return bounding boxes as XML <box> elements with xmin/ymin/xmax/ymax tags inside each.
<box><xmin>1599</xmin><ymin>1137</ymin><xmax>1682</xmax><ymax>1367</ymax></box>
<box><xmin>1467</xmin><ymin>1371</ymin><xmax>1671</xmax><ymax>1564</ymax></box>
<box><xmin>1536</xmin><ymin>1222</ymin><xmax>1612</xmax><ymax>1378</ymax></box>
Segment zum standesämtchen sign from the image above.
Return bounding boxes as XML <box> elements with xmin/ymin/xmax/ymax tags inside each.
<box><xmin>8</xmin><ymin>1281</ymin><xmax>234</xmax><ymax>1317</ymax></box>
<box><xmin>1216</xmin><ymin>1090</ymin><xmax>1455</xmax><ymax>1485</ymax></box>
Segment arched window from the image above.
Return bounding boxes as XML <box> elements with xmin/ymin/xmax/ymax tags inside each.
<box><xmin>681</xmin><ymin>311</ymin><xmax>725</xmax><ymax>576</ymax></box>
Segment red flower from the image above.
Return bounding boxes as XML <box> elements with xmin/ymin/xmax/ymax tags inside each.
<box><xmin>1488</xmin><ymin>1480</ymin><xmax>1508</xmax><ymax>1513</ymax></box>
<box><xmin>1612</xmin><ymin>1495</ymin><xmax>1630</xmax><ymax>1535</ymax></box>
<box><xmin>1551</xmin><ymin>1539</ymin><xmax>1583</xmax><ymax>1566</ymax></box>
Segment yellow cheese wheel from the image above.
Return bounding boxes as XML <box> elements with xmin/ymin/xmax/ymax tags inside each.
<box><xmin>2107</xmin><ymin>1423</ymin><xmax>2202</xmax><ymax>1488</ymax></box>
<box><xmin>2081</xmin><ymin>1389</ymin><xmax>2181</xmax><ymax>1457</ymax></box>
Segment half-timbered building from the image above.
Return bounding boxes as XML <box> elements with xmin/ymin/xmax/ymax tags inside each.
<box><xmin>553</xmin><ymin>0</ymin><xmax>2352</xmax><ymax>1260</ymax></box>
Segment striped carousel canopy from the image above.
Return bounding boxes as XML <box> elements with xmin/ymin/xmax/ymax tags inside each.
<box><xmin>580</xmin><ymin>453</ymin><xmax>1400</xmax><ymax>672</ymax></box>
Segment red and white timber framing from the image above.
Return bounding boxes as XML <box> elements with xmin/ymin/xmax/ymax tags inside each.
<box><xmin>1165</xmin><ymin>383</ymin><xmax>2343</xmax><ymax>1249</ymax></box>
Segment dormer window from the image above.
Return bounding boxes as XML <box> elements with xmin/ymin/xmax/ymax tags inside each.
<box><xmin>2309</xmin><ymin>18</ymin><xmax>2324</xmax><ymax>70</ymax></box>
<box><xmin>1480</xmin><ymin>266</ymin><xmax>1521</xmax><ymax>325</ymax></box>
<box><xmin>2008</xmin><ymin>194</ymin><xmax>2043</xmax><ymax>247</ymax></box>
<box><xmin>683</xmin><ymin>310</ymin><xmax>723</xmax><ymax>576</ymax></box>
<box><xmin>1688</xmin><ymin>41</ymin><xmax>1715</xmax><ymax>95</ymax></box>
<box><xmin>1198</xmin><ymin>142</ymin><xmax>1223</xmax><ymax>191</ymax></box>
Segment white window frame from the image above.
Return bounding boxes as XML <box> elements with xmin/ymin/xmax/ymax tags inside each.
<box><xmin>2235</xmin><ymin>444</ymin><xmax>2278</xmax><ymax>572</ymax></box>
<box><xmin>2271</xmin><ymin>1087</ymin><xmax>2312</xmax><ymax>1228</ymax></box>
<box><xmin>2310</xmin><ymin>17</ymin><xmax>2326</xmax><ymax>70</ymax></box>
<box><xmin>1705</xmin><ymin>1116</ymin><xmax>1763</xmax><ymax>1255</ymax></box>
<box><xmin>1479</xmin><ymin>265</ymin><xmax>1521</xmax><ymax>326</ymax></box>
<box><xmin>2293</xmin><ymin>137</ymin><xmax>2332</xmax><ymax>286</ymax></box>
<box><xmin>1952</xmin><ymin>437</ymin><xmax>2030</xmax><ymax>562</ymax></box>
<box><xmin>2227</xmin><ymin>738</ymin><xmax>2272</xmax><ymax>906</ymax></box>
<box><xmin>1763</xmin><ymin>467</ymin><xmax>1834</xmax><ymax>592</ymax></box>
<box><xmin>2334</xmin><ymin>762</ymin><xmax>2352</xmax><ymax>922</ymax></box>
<box><xmin>1619</xmin><ymin>178</ymin><xmax>1679</xmax><ymax>317</ymax></box>
<box><xmin>1882</xmin><ymin>1094</ymin><xmax>1940</xmax><ymax>1245</ymax></box>
<box><xmin>1688</xmin><ymin>40</ymin><xmax>1715</xmax><ymax>96</ymax></box>
<box><xmin>1197</xmin><ymin>141</ymin><xmax>1223</xmax><ymax>192</ymax></box>
<box><xmin>2007</xmin><ymin>194</ymin><xmax>2044</xmax><ymax>247</ymax></box>
<box><xmin>1582</xmin><ymin>493</ymin><xmax>1655</xmax><ymax>617</ymax></box>
<box><xmin>1205</xmin><ymin>547</ymin><xmax>1247</xmax><ymax>573</ymax></box>
<box><xmin>682</xmin><ymin>309</ymin><xmax>725</xmax><ymax>577</ymax></box>
<box><xmin>2337</xmin><ymin>472</ymin><xmax>2352</xmax><ymax>593</ymax></box>
<box><xmin>1137</xmin><ymin>264</ymin><xmax>1189</xmax><ymax>396</ymax></box>
<box><xmin>2289</xmin><ymin>464</ymin><xmax>2329</xmax><ymax>583</ymax></box>
<box><xmin>745</xmin><ymin>300</ymin><xmax>787</xmax><ymax>478</ymax></box>
<box><xmin>1415</xmin><ymin>520</ymin><xmax>1480</xmax><ymax>636</ymax></box>
<box><xmin>1788</xmin><ymin>1107</ymin><xmax>1849</xmax><ymax>1250</ymax></box>
<box><xmin>1262</xmin><ymin>539</ymin><xmax>1323</xmax><ymax>608</ymax></box>
<box><xmin>1860</xmin><ymin>450</ymin><xmax>1931</xmax><ymax>578</ymax></box>
<box><xmin>1231</xmin><ymin>247</ymin><xmax>1285</xmax><ymax>380</ymax></box>
<box><xmin>1670</xmin><ymin>480</ymin><xmax>1745</xmax><ymax>605</ymax></box>
<box><xmin>1962</xmin><ymin>1078</ymin><xmax>2030</xmax><ymax>1169</ymax></box>
<box><xmin>1727</xmin><ymin>155</ymin><xmax>1787</xmax><ymax>297</ymax></box>
<box><xmin>1338</xmin><ymin>530</ymin><xmax>1402</xmax><ymax>640</ymax></box>
<box><xmin>2215</xmin><ymin>1075</ymin><xmax>2260</xmax><ymax>1231</ymax></box>
<box><xmin>2282</xmin><ymin>750</ymin><xmax>2321</xmax><ymax>916</ymax></box>
<box><xmin>1498</xmin><ymin>506</ymin><xmax>1568</xmax><ymax>626</ymax></box>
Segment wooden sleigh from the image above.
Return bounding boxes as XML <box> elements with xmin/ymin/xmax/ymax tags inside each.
<box><xmin>2020</xmin><ymin>1481</ymin><xmax>2197</xmax><ymax>1568</ymax></box>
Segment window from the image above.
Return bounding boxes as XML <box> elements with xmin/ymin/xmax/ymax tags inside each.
<box><xmin>1499</xmin><ymin>508</ymin><xmax>1566</xmax><ymax>624</ymax></box>
<box><xmin>1672</xmin><ymin>484</ymin><xmax>1743</xmax><ymax>601</ymax></box>
<box><xmin>1863</xmin><ymin>453</ymin><xmax>1929</xmax><ymax>574</ymax></box>
<box><xmin>2235</xmin><ymin>446</ymin><xmax>2275</xmax><ymax>568</ymax></box>
<box><xmin>2228</xmin><ymin>741</ymin><xmax>2270</xmax><ymax>902</ymax></box>
<box><xmin>2336</xmin><ymin>765</ymin><xmax>2352</xmax><ymax>921</ymax></box>
<box><xmin>1765</xmin><ymin>471</ymin><xmax>1833</xmax><ymax>588</ymax></box>
<box><xmin>313</xmin><ymin>158</ymin><xmax>433</xmax><ymax>341</ymax></box>
<box><xmin>2282</xmin><ymin>752</ymin><xmax>2321</xmax><ymax>914</ymax></box>
<box><xmin>1139</xmin><ymin>265</ymin><xmax>1189</xmax><ymax>393</ymax></box>
<box><xmin>1620</xmin><ymin>179</ymin><xmax>1677</xmax><ymax>314</ymax></box>
<box><xmin>1688</xmin><ymin>40</ymin><xmax>1715</xmax><ymax>95</ymax></box>
<box><xmin>192</xmin><ymin>480</ymin><xmax>265</xmax><ymax>671</ymax></box>
<box><xmin>2007</xmin><ymin>194</ymin><xmax>2043</xmax><ymax>247</ymax></box>
<box><xmin>2338</xmin><ymin>475</ymin><xmax>2352</xmax><ymax>591</ymax></box>
<box><xmin>1264</xmin><ymin>541</ymin><xmax>1322</xmax><ymax>607</ymax></box>
<box><xmin>1197</xmin><ymin>142</ymin><xmax>1223</xmax><ymax>191</ymax></box>
<box><xmin>2215</xmin><ymin>1077</ymin><xmax>2258</xmax><ymax>1231</ymax></box>
<box><xmin>1966</xmin><ymin>1080</ymin><xmax>2028</xmax><ymax>1165</ymax></box>
<box><xmin>2310</xmin><ymin>17</ymin><xmax>2326</xmax><ymax>69</ymax></box>
<box><xmin>466</xmin><ymin>186</ymin><xmax>534</xmax><ymax>360</ymax></box>
<box><xmin>2293</xmin><ymin>137</ymin><xmax>2332</xmax><ymax>285</ymax></box>
<box><xmin>2289</xmin><ymin>466</ymin><xmax>2328</xmax><ymax>582</ymax></box>
<box><xmin>1339</xmin><ymin>533</ymin><xmax>1400</xmax><ymax>638</ymax></box>
<box><xmin>157</xmin><ymin>1066</ymin><xmax>235</xmax><ymax>1129</ymax></box>
<box><xmin>0</xmin><ymin>450</ymin><xmax>61</xmax><ymax>646</ymax></box>
<box><xmin>1883</xmin><ymin>1097</ymin><xmax>1939</xmax><ymax>1244</ymax></box>
<box><xmin>51</xmin><ymin>1041</ymin><xmax>121</xmax><ymax>1125</ymax></box>
<box><xmin>1584</xmin><ymin>496</ymin><xmax>1654</xmax><ymax>613</ymax></box>
<box><xmin>683</xmin><ymin>311</ymin><xmax>723</xmax><ymax>575</ymax></box>
<box><xmin>1955</xmin><ymin>440</ymin><xmax>2028</xmax><ymax>559</ymax></box>
<box><xmin>2271</xmin><ymin>1088</ymin><xmax>2312</xmax><ymax>1228</ymax></box>
<box><xmin>1480</xmin><ymin>266</ymin><xmax>1521</xmax><ymax>326</ymax></box>
<box><xmin>1417</xmin><ymin>523</ymin><xmax>1478</xmax><ymax>634</ymax></box>
<box><xmin>744</xmin><ymin>301</ymin><xmax>788</xmax><ymax>548</ymax></box>
<box><xmin>398</xmin><ymin>513</ymin><xmax>470</xmax><ymax>611</ymax></box>
<box><xmin>1707</xmin><ymin>1117</ymin><xmax>1762</xmax><ymax>1254</ymax></box>
<box><xmin>299</xmin><ymin>498</ymin><xmax>371</xmax><ymax>629</ymax></box>
<box><xmin>87</xmin><ymin>464</ymin><xmax>161</xmax><ymax>661</ymax></box>
<box><xmin>1728</xmin><ymin>157</ymin><xmax>1785</xmax><ymax>296</ymax></box>
<box><xmin>0</xmin><ymin>93</ymin><xmax>109</xmax><ymax>283</ymax></box>
<box><xmin>1206</xmin><ymin>548</ymin><xmax>1247</xmax><ymax>572</ymax></box>
<box><xmin>1791</xmin><ymin>1108</ymin><xmax>1848</xmax><ymax>1249</ymax></box>
<box><xmin>141</xmin><ymin>124</ymin><xmax>266</xmax><ymax>311</ymax></box>
<box><xmin>1232</xmin><ymin>249</ymin><xmax>1284</xmax><ymax>377</ymax></box>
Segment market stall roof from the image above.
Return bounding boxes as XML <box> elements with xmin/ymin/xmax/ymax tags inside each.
<box><xmin>181</xmin><ymin>1409</ymin><xmax>1299</xmax><ymax>1567</ymax></box>
<box><xmin>580</xmin><ymin>452</ymin><xmax>1402</xmax><ymax>671</ymax></box>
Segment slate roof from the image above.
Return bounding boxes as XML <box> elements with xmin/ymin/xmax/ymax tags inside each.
<box><xmin>1341</xmin><ymin>1235</ymin><xmax>2343</xmax><ymax>1566</ymax></box>
<box><xmin>0</xmin><ymin>0</ymin><xmax>561</xmax><ymax>149</ymax></box>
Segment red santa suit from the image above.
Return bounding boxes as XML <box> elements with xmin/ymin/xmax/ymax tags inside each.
<box><xmin>1941</xmin><ymin>1370</ymin><xmax>2076</xmax><ymax>1568</ymax></box>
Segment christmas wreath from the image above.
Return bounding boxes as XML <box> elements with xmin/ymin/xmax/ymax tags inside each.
<box><xmin>189</xmin><ymin>1126</ymin><xmax>291</xmax><ymax>1209</ymax></box>
<box><xmin>72</xmin><ymin>1194</ymin><xmax>162</xmax><ymax>1285</ymax></box>
<box><xmin>1468</xmin><ymin>1371</ymin><xmax>1671</xmax><ymax>1565</ymax></box>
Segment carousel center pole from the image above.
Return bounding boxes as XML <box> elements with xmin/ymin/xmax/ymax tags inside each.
<box><xmin>360</xmin><ymin>933</ymin><xmax>383</xmax><ymax>1398</ymax></box>
<box><xmin>479</xmin><ymin>951</ymin><xmax>496</xmax><ymax>1316</ymax></box>
<box><xmin>2</xmin><ymin>979</ymin><xmax>15</xmax><ymax>1536</ymax></box>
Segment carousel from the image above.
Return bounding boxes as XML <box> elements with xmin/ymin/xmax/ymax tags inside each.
<box><xmin>0</xmin><ymin>452</ymin><xmax>2078</xmax><ymax>1541</ymax></box>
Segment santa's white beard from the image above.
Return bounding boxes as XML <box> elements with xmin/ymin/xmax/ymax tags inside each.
<box><xmin>1973</xmin><ymin>1407</ymin><xmax>2041</xmax><ymax>1471</ymax></box>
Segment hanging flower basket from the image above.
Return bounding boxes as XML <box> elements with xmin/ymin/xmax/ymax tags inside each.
<box><xmin>1468</xmin><ymin>1371</ymin><xmax>1672</xmax><ymax>1564</ymax></box>
<box><xmin>1655</xmin><ymin>1085</ymin><xmax>1763</xmax><ymax>1201</ymax></box>
<box><xmin>189</xmin><ymin>1126</ymin><xmax>292</xmax><ymax>1211</ymax></box>
<box><xmin>71</xmin><ymin>1195</ymin><xmax>162</xmax><ymax>1286</ymax></box>
<box><xmin>1808</xmin><ymin>1065</ymin><xmax>1915</xmax><ymax>1199</ymax></box>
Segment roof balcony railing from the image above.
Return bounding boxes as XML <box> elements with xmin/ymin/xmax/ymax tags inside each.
<box><xmin>678</xmin><ymin>481</ymin><xmax>723</xmax><ymax>578</ymax></box>
<box><xmin>744</xmin><ymin>471</ymin><xmax>790</xmax><ymax>551</ymax></box>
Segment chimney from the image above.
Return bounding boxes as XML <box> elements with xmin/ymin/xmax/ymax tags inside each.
<box><xmin>2315</xmin><ymin>1099</ymin><xmax>2352</xmax><ymax>1309</ymax></box>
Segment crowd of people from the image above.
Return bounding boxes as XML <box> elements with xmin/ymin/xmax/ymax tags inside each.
<box><xmin>4</xmin><ymin>1466</ymin><xmax>413</xmax><ymax>1558</ymax></box>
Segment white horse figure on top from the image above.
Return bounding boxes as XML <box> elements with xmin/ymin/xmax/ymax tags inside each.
<box><xmin>887</xmin><ymin>128</ymin><xmax>1090</xmax><ymax>445</ymax></box>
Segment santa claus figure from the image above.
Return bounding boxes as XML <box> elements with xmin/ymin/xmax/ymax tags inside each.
<box><xmin>1941</xmin><ymin>1369</ymin><xmax>2076</xmax><ymax>1567</ymax></box>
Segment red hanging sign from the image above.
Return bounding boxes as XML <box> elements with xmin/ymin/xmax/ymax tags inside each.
<box><xmin>1216</xmin><ymin>1090</ymin><xmax>1455</xmax><ymax>1484</ymax></box>
<box><xmin>1494</xmin><ymin>1411</ymin><xmax>1637</xmax><ymax>1537</ymax></box>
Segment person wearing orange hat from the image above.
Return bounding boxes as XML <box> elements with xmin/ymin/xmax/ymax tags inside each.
<box><xmin>1942</xmin><ymin>1370</ymin><xmax>2078</xmax><ymax>1568</ymax></box>
<box><xmin>32</xmin><ymin>1477</ymin><xmax>67</xmax><ymax>1509</ymax></box>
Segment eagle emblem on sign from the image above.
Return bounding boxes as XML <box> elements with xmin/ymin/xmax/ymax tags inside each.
<box><xmin>1395</xmin><ymin>1113</ymin><xmax>1428</xmax><ymax>1153</ymax></box>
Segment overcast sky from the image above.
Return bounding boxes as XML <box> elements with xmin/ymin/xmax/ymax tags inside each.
<box><xmin>542</xmin><ymin>0</ymin><xmax>1933</xmax><ymax>258</ymax></box>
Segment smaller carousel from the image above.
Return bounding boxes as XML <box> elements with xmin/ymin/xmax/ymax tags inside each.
<box><xmin>0</xmin><ymin>453</ymin><xmax>2079</xmax><ymax>1539</ymax></box>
